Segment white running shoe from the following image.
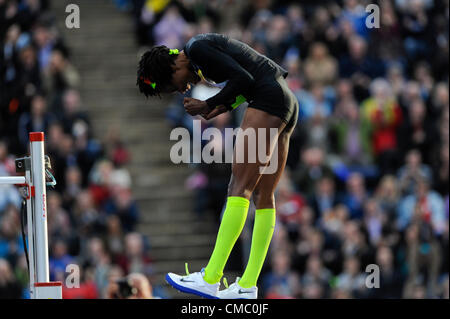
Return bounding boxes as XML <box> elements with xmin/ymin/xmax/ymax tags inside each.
<box><xmin>166</xmin><ymin>265</ymin><xmax>220</xmax><ymax>299</ymax></box>
<box><xmin>217</xmin><ymin>277</ymin><xmax>258</xmax><ymax>299</ymax></box>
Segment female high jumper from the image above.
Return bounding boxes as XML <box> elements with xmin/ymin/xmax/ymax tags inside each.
<box><xmin>137</xmin><ymin>33</ymin><xmax>299</xmax><ymax>299</ymax></box>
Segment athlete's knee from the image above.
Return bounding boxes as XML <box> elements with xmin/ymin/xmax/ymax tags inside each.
<box><xmin>254</xmin><ymin>192</ymin><xmax>275</xmax><ymax>209</ymax></box>
<box><xmin>252</xmin><ymin>186</ymin><xmax>275</xmax><ymax>208</ymax></box>
<box><xmin>252</xmin><ymin>188</ymin><xmax>261</xmax><ymax>206</ymax></box>
<box><xmin>227</xmin><ymin>175</ymin><xmax>254</xmax><ymax>200</ymax></box>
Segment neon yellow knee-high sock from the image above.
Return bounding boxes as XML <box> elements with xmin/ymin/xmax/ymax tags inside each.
<box><xmin>238</xmin><ymin>208</ymin><xmax>276</xmax><ymax>288</ymax></box>
<box><xmin>203</xmin><ymin>196</ymin><xmax>250</xmax><ymax>284</ymax></box>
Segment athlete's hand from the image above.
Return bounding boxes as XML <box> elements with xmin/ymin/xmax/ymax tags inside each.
<box><xmin>183</xmin><ymin>97</ymin><xmax>209</xmax><ymax>116</ymax></box>
<box><xmin>203</xmin><ymin>105</ymin><xmax>228</xmax><ymax>120</ymax></box>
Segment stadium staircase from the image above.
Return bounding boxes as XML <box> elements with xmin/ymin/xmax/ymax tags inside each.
<box><xmin>53</xmin><ymin>0</ymin><xmax>221</xmax><ymax>298</ymax></box>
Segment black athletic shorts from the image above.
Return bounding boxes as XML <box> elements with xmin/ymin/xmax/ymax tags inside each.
<box><xmin>247</xmin><ymin>75</ymin><xmax>299</xmax><ymax>132</ymax></box>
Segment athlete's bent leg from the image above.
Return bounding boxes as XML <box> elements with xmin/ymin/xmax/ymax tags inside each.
<box><xmin>203</xmin><ymin>108</ymin><xmax>285</xmax><ymax>285</ymax></box>
<box><xmin>238</xmin><ymin>128</ymin><xmax>292</xmax><ymax>290</ymax></box>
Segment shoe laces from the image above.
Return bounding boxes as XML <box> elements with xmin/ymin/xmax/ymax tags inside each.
<box><xmin>185</xmin><ymin>262</ymin><xmax>190</xmax><ymax>276</ymax></box>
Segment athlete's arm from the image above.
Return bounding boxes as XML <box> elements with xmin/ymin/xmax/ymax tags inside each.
<box><xmin>204</xmin><ymin>105</ymin><xmax>228</xmax><ymax>120</ymax></box>
<box><xmin>188</xmin><ymin>40</ymin><xmax>255</xmax><ymax>109</ymax></box>
<box><xmin>183</xmin><ymin>97</ymin><xmax>227</xmax><ymax>120</ymax></box>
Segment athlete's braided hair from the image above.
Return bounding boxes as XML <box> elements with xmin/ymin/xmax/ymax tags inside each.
<box><xmin>137</xmin><ymin>45</ymin><xmax>178</xmax><ymax>97</ymax></box>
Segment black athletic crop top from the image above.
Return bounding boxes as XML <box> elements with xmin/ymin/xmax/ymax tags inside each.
<box><xmin>183</xmin><ymin>33</ymin><xmax>288</xmax><ymax>109</ymax></box>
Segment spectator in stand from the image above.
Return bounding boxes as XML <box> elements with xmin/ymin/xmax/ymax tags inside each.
<box><xmin>362</xmin><ymin>198</ymin><xmax>385</xmax><ymax>246</ymax></box>
<box><xmin>308</xmin><ymin>176</ymin><xmax>340</xmax><ymax>222</ymax></box>
<box><xmin>0</xmin><ymin>205</ymin><xmax>24</xmax><ymax>264</ymax></box>
<box><xmin>105</xmin><ymin>215</ymin><xmax>125</xmax><ymax>260</ymax></box>
<box><xmin>374</xmin><ymin>175</ymin><xmax>400</xmax><ymax>222</ymax></box>
<box><xmin>296</xmin><ymin>82</ymin><xmax>334</xmax><ymax>121</ymax></box>
<box><xmin>339</xmin><ymin>35</ymin><xmax>385</xmax><ymax>89</ymax></box>
<box><xmin>430</xmin><ymin>82</ymin><xmax>449</xmax><ymax>121</ymax></box>
<box><xmin>432</xmin><ymin>144</ymin><xmax>449</xmax><ymax>196</ymax></box>
<box><xmin>0</xmin><ymin>258</ymin><xmax>23</xmax><ymax>299</ymax></box>
<box><xmin>263</xmin><ymin>15</ymin><xmax>292</xmax><ymax>64</ymax></box>
<box><xmin>397</xmin><ymin>98</ymin><xmax>438</xmax><ymax>164</ymax></box>
<box><xmin>274</xmin><ymin>172</ymin><xmax>306</xmax><ymax>227</ymax></box>
<box><xmin>370</xmin><ymin>0</ymin><xmax>403</xmax><ymax>65</ymax></box>
<box><xmin>73</xmin><ymin>121</ymin><xmax>103</xmax><ymax>183</ymax></box>
<box><xmin>88</xmin><ymin>159</ymin><xmax>114</xmax><ymax>208</ymax></box>
<box><xmin>403</xmin><ymin>221</ymin><xmax>442</xmax><ymax>298</ymax></box>
<box><xmin>301</xmin><ymin>255</ymin><xmax>332</xmax><ymax>297</ymax></box>
<box><xmin>329</xmin><ymin>101</ymin><xmax>372</xmax><ymax>166</ymax></box>
<box><xmin>58</xmin><ymin>89</ymin><xmax>89</xmax><ymax>134</ymax></box>
<box><xmin>82</xmin><ymin>237</ymin><xmax>113</xmax><ymax>297</ymax></box>
<box><xmin>386</xmin><ymin>64</ymin><xmax>406</xmax><ymax>99</ymax></box>
<box><xmin>62</xmin><ymin>165</ymin><xmax>83</xmax><ymax>210</ymax></box>
<box><xmin>62</xmin><ymin>264</ymin><xmax>99</xmax><ymax>299</ymax></box>
<box><xmin>398</xmin><ymin>176</ymin><xmax>446</xmax><ymax>236</ymax></box>
<box><xmin>341</xmin><ymin>172</ymin><xmax>368</xmax><ymax>220</ymax></box>
<box><xmin>116</xmin><ymin>232</ymin><xmax>152</xmax><ymax>275</ymax></box>
<box><xmin>17</xmin><ymin>93</ymin><xmax>55</xmax><ymax>150</ymax></box>
<box><xmin>106</xmin><ymin>272</ymin><xmax>155</xmax><ymax>299</ymax></box>
<box><xmin>361</xmin><ymin>78</ymin><xmax>403</xmax><ymax>174</ymax></box>
<box><xmin>103</xmin><ymin>185</ymin><xmax>139</xmax><ymax>232</ymax></box>
<box><xmin>0</xmin><ymin>147</ymin><xmax>22</xmax><ymax>214</ymax></box>
<box><xmin>367</xmin><ymin>245</ymin><xmax>404</xmax><ymax>299</ymax></box>
<box><xmin>73</xmin><ymin>190</ymin><xmax>106</xmax><ymax>238</ymax></box>
<box><xmin>398</xmin><ymin>0</ymin><xmax>433</xmax><ymax>62</ymax></box>
<box><xmin>42</xmin><ymin>48</ymin><xmax>80</xmax><ymax>109</ymax></box>
<box><xmin>321</xmin><ymin>204</ymin><xmax>349</xmax><ymax>238</ymax></box>
<box><xmin>335</xmin><ymin>255</ymin><xmax>366</xmax><ymax>298</ymax></box>
<box><xmin>262</xmin><ymin>249</ymin><xmax>301</xmax><ymax>299</ymax></box>
<box><xmin>33</xmin><ymin>22</ymin><xmax>57</xmax><ymax>71</ymax></box>
<box><xmin>16</xmin><ymin>44</ymin><xmax>42</xmax><ymax>106</ymax></box>
<box><xmin>303</xmin><ymin>42</ymin><xmax>338</xmax><ymax>87</ymax></box>
<box><xmin>152</xmin><ymin>4</ymin><xmax>188</xmax><ymax>49</ymax></box>
<box><xmin>0</xmin><ymin>140</ymin><xmax>16</xmax><ymax>176</ymax></box>
<box><xmin>46</xmin><ymin>191</ymin><xmax>74</xmax><ymax>245</ymax></box>
<box><xmin>397</xmin><ymin>149</ymin><xmax>433</xmax><ymax>196</ymax></box>
<box><xmin>340</xmin><ymin>220</ymin><xmax>373</xmax><ymax>266</ymax></box>
<box><xmin>49</xmin><ymin>239</ymin><xmax>74</xmax><ymax>282</ymax></box>
<box><xmin>292</xmin><ymin>147</ymin><xmax>334</xmax><ymax>197</ymax></box>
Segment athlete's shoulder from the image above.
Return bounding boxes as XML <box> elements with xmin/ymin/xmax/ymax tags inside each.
<box><xmin>188</xmin><ymin>33</ymin><xmax>228</xmax><ymax>43</ymax></box>
<box><xmin>184</xmin><ymin>33</ymin><xmax>229</xmax><ymax>54</ymax></box>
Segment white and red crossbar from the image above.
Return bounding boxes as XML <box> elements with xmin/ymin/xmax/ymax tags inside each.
<box><xmin>0</xmin><ymin>132</ymin><xmax>62</xmax><ymax>299</ymax></box>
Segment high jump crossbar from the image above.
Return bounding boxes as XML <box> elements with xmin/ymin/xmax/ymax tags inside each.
<box><xmin>0</xmin><ymin>132</ymin><xmax>62</xmax><ymax>299</ymax></box>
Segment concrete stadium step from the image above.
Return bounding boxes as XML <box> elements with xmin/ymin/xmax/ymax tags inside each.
<box><xmin>133</xmin><ymin>184</ymin><xmax>192</xmax><ymax>200</ymax></box>
<box><xmin>133</xmin><ymin>185</ymin><xmax>190</xmax><ymax>201</ymax></box>
<box><xmin>129</xmin><ymin>163</ymin><xmax>192</xmax><ymax>176</ymax></box>
<box><xmin>138</xmin><ymin>220</ymin><xmax>216</xmax><ymax>233</ymax></box>
<box><xmin>149</xmin><ymin>246</ymin><xmax>213</xmax><ymax>261</ymax></box>
<box><xmin>149</xmin><ymin>234</ymin><xmax>216</xmax><ymax>249</ymax></box>
<box><xmin>139</xmin><ymin>210</ymin><xmax>214</xmax><ymax>224</ymax></box>
<box><xmin>138</xmin><ymin>202</ymin><xmax>194</xmax><ymax>216</ymax></box>
<box><xmin>88</xmin><ymin>111</ymin><xmax>170</xmax><ymax>122</ymax></box>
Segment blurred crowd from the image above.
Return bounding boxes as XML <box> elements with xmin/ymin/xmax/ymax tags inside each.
<box><xmin>0</xmin><ymin>0</ymin><xmax>165</xmax><ymax>299</ymax></box>
<box><xmin>1</xmin><ymin>0</ymin><xmax>448</xmax><ymax>300</ymax></box>
<box><xmin>127</xmin><ymin>0</ymin><xmax>449</xmax><ymax>299</ymax></box>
